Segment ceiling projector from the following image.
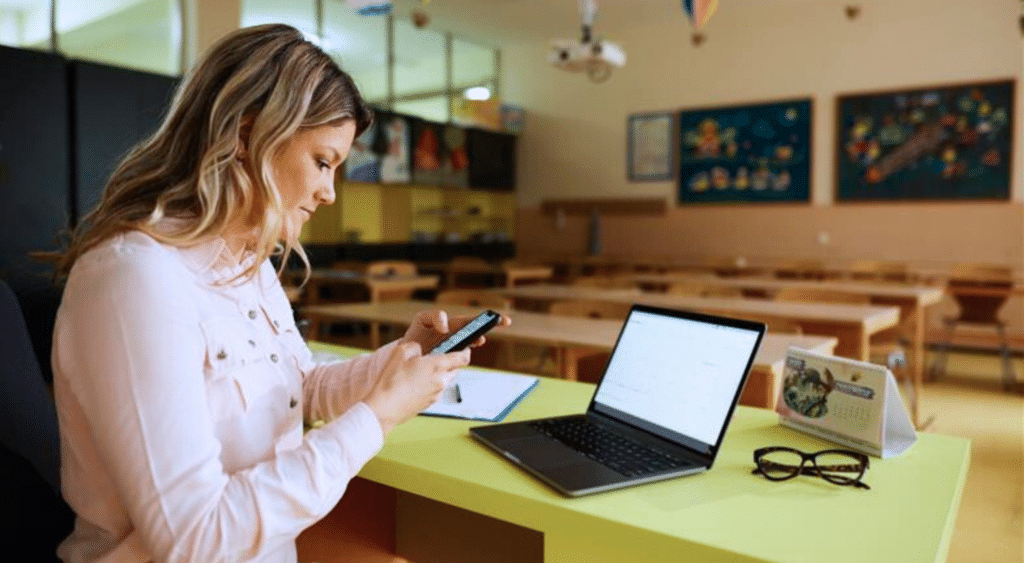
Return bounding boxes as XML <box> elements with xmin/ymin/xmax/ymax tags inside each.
<box><xmin>548</xmin><ymin>0</ymin><xmax>625</xmax><ymax>83</ymax></box>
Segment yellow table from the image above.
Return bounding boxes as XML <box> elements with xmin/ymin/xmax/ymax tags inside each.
<box><xmin>311</xmin><ymin>343</ymin><xmax>971</xmax><ymax>563</ymax></box>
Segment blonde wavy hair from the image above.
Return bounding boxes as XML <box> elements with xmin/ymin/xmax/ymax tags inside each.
<box><xmin>56</xmin><ymin>23</ymin><xmax>372</xmax><ymax>281</ymax></box>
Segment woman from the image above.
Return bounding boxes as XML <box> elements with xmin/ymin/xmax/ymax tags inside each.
<box><xmin>51</xmin><ymin>24</ymin><xmax>507</xmax><ymax>563</ymax></box>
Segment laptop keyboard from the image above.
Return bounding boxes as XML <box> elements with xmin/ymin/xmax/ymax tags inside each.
<box><xmin>529</xmin><ymin>417</ymin><xmax>691</xmax><ymax>477</ymax></box>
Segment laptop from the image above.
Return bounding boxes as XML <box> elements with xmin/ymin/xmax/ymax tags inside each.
<box><xmin>470</xmin><ymin>304</ymin><xmax>766</xmax><ymax>497</ymax></box>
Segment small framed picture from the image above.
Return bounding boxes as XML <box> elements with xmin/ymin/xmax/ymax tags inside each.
<box><xmin>627</xmin><ymin>112</ymin><xmax>675</xmax><ymax>181</ymax></box>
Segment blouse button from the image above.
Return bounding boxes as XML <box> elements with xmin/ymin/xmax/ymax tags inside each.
<box><xmin>248</xmin><ymin>310</ymin><xmax>257</xmax><ymax>320</ymax></box>
<box><xmin>289</xmin><ymin>397</ymin><xmax>298</xmax><ymax>409</ymax></box>
<box><xmin>216</xmin><ymin>350</ymin><xmax>227</xmax><ymax>360</ymax></box>
<box><xmin>273</xmin><ymin>320</ymin><xmax>280</xmax><ymax>328</ymax></box>
<box><xmin>270</xmin><ymin>353</ymin><xmax>279</xmax><ymax>363</ymax></box>
<box><xmin>248</xmin><ymin>339</ymin><xmax>256</xmax><ymax>347</ymax></box>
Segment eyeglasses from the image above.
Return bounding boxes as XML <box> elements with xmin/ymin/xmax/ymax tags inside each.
<box><xmin>752</xmin><ymin>446</ymin><xmax>871</xmax><ymax>490</ymax></box>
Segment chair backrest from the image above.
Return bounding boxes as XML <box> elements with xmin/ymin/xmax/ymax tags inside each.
<box><xmin>435</xmin><ymin>290</ymin><xmax>511</xmax><ymax>311</ymax></box>
<box><xmin>449</xmin><ymin>256</ymin><xmax>489</xmax><ymax>267</ymax></box>
<box><xmin>366</xmin><ymin>260</ymin><xmax>417</xmax><ymax>278</ymax></box>
<box><xmin>570</xmin><ymin>276</ymin><xmax>637</xmax><ymax>290</ymax></box>
<box><xmin>549</xmin><ymin>299</ymin><xmax>632</xmax><ymax>320</ymax></box>
<box><xmin>774</xmin><ymin>288</ymin><xmax>870</xmax><ymax>305</ymax></box>
<box><xmin>774</xmin><ymin>259</ymin><xmax>827</xmax><ymax>280</ymax></box>
<box><xmin>947</xmin><ymin>263</ymin><xmax>1014</xmax><ymax>324</ymax></box>
<box><xmin>848</xmin><ymin>260</ymin><xmax>910</xmax><ymax>283</ymax></box>
<box><xmin>0</xmin><ymin>278</ymin><xmax>74</xmax><ymax>557</ymax></box>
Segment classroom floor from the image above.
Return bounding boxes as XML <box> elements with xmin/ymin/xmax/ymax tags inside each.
<box><xmin>917</xmin><ymin>351</ymin><xmax>1024</xmax><ymax>563</ymax></box>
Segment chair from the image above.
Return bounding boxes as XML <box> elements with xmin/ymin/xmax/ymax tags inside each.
<box><xmin>847</xmin><ymin>260</ymin><xmax>910</xmax><ymax>284</ymax></box>
<box><xmin>570</xmin><ymin>276</ymin><xmax>637</xmax><ymax>290</ymax></box>
<box><xmin>548</xmin><ymin>300</ymin><xmax>632</xmax><ymax>382</ymax></box>
<box><xmin>930</xmin><ymin>264</ymin><xmax>1018</xmax><ymax>391</ymax></box>
<box><xmin>774</xmin><ymin>259</ymin><xmax>828</xmax><ymax>280</ymax></box>
<box><xmin>445</xmin><ymin>256</ymin><xmax>494</xmax><ymax>289</ymax></box>
<box><xmin>0</xmin><ymin>279</ymin><xmax>75</xmax><ymax>558</ymax></box>
<box><xmin>365</xmin><ymin>260</ymin><xmax>417</xmax><ymax>279</ymax></box>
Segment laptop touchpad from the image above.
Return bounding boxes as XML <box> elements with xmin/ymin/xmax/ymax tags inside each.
<box><xmin>502</xmin><ymin>436</ymin><xmax>589</xmax><ymax>469</ymax></box>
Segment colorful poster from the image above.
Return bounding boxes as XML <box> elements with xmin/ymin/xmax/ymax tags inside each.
<box><xmin>836</xmin><ymin>79</ymin><xmax>1013</xmax><ymax>201</ymax></box>
<box><xmin>678</xmin><ymin>98</ymin><xmax>812</xmax><ymax>204</ymax></box>
<box><xmin>379</xmin><ymin>112</ymin><xmax>410</xmax><ymax>184</ymax></box>
<box><xmin>441</xmin><ymin>124</ymin><xmax>469</xmax><ymax>188</ymax></box>
<box><xmin>412</xmin><ymin>119</ymin><xmax>445</xmax><ymax>186</ymax></box>
<box><xmin>344</xmin><ymin>114</ymin><xmax>381</xmax><ymax>183</ymax></box>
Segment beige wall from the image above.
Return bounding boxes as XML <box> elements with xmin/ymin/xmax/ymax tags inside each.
<box><xmin>502</xmin><ymin>0</ymin><xmax>1024</xmax><ymax>268</ymax></box>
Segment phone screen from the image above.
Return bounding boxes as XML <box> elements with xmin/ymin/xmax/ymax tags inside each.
<box><xmin>430</xmin><ymin>310</ymin><xmax>501</xmax><ymax>354</ymax></box>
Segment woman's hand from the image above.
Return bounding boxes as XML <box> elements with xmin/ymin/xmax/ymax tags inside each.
<box><xmin>401</xmin><ymin>309</ymin><xmax>512</xmax><ymax>352</ymax></box>
<box><xmin>364</xmin><ymin>342</ymin><xmax>470</xmax><ymax>435</ymax></box>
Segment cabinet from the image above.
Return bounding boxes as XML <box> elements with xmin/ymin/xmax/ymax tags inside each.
<box><xmin>300</xmin><ymin>181</ymin><xmax>515</xmax><ymax>245</ymax></box>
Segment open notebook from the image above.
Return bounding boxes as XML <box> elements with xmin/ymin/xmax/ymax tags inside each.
<box><xmin>421</xmin><ymin>367</ymin><xmax>539</xmax><ymax>422</ymax></box>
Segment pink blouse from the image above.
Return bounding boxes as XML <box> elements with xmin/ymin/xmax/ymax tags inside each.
<box><xmin>53</xmin><ymin>231</ymin><xmax>393</xmax><ymax>563</ymax></box>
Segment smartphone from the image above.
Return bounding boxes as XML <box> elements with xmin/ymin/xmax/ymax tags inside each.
<box><xmin>429</xmin><ymin>309</ymin><xmax>502</xmax><ymax>355</ymax></box>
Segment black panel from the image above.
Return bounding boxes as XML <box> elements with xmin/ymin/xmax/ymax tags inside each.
<box><xmin>71</xmin><ymin>60</ymin><xmax>178</xmax><ymax>222</ymax></box>
<box><xmin>0</xmin><ymin>46</ymin><xmax>70</xmax><ymax>286</ymax></box>
<box><xmin>467</xmin><ymin>128</ymin><xmax>516</xmax><ymax>191</ymax></box>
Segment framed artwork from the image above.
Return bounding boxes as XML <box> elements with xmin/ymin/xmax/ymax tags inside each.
<box><xmin>836</xmin><ymin>79</ymin><xmax>1014</xmax><ymax>202</ymax></box>
<box><xmin>627</xmin><ymin>112</ymin><xmax>674</xmax><ymax>181</ymax></box>
<box><xmin>677</xmin><ymin>98</ymin><xmax>812</xmax><ymax>204</ymax></box>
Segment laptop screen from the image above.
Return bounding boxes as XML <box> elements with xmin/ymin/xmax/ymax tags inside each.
<box><xmin>591</xmin><ymin>308</ymin><xmax>763</xmax><ymax>455</ymax></box>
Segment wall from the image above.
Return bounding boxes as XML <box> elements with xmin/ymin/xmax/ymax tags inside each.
<box><xmin>503</xmin><ymin>0</ymin><xmax>1024</xmax><ymax>268</ymax></box>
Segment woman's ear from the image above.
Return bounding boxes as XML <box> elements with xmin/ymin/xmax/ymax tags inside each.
<box><xmin>237</xmin><ymin>115</ymin><xmax>255</xmax><ymax>160</ymax></box>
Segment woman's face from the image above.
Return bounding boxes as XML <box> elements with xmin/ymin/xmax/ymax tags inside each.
<box><xmin>270</xmin><ymin>121</ymin><xmax>357</xmax><ymax>241</ymax></box>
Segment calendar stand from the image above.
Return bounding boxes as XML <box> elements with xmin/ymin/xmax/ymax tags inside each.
<box><xmin>776</xmin><ymin>347</ymin><xmax>917</xmax><ymax>458</ymax></box>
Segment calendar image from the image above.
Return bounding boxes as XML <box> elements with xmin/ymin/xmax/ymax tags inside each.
<box><xmin>777</xmin><ymin>348</ymin><xmax>918</xmax><ymax>458</ymax></box>
<box><xmin>777</xmin><ymin>349</ymin><xmax>884</xmax><ymax>451</ymax></box>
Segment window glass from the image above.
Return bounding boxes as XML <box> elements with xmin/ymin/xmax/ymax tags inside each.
<box><xmin>1</xmin><ymin>0</ymin><xmax>50</xmax><ymax>49</ymax></box>
<box><xmin>52</xmin><ymin>0</ymin><xmax>181</xmax><ymax>74</ymax></box>
<box><xmin>452</xmin><ymin>37</ymin><xmax>495</xmax><ymax>96</ymax></box>
<box><xmin>392</xmin><ymin>17</ymin><xmax>445</xmax><ymax>119</ymax></box>
<box><xmin>323</xmin><ymin>1</ymin><xmax>387</xmax><ymax>104</ymax></box>
<box><xmin>242</xmin><ymin>0</ymin><xmax>316</xmax><ymax>35</ymax></box>
<box><xmin>393</xmin><ymin>95</ymin><xmax>448</xmax><ymax>124</ymax></box>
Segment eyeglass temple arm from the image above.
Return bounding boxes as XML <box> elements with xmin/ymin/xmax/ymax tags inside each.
<box><xmin>752</xmin><ymin>464</ymin><xmax>871</xmax><ymax>489</ymax></box>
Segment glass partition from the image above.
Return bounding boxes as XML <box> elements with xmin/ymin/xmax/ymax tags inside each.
<box><xmin>57</xmin><ymin>0</ymin><xmax>181</xmax><ymax>75</ymax></box>
<box><xmin>1</xmin><ymin>0</ymin><xmax>50</xmax><ymax>49</ymax></box>
<box><xmin>323</xmin><ymin>0</ymin><xmax>387</xmax><ymax>104</ymax></box>
<box><xmin>393</xmin><ymin>16</ymin><xmax>446</xmax><ymax>120</ymax></box>
<box><xmin>241</xmin><ymin>0</ymin><xmax>316</xmax><ymax>35</ymax></box>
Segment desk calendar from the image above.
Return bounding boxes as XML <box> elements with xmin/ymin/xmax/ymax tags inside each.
<box><xmin>776</xmin><ymin>347</ymin><xmax>917</xmax><ymax>458</ymax></box>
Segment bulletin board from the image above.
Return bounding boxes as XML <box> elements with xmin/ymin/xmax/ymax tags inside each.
<box><xmin>835</xmin><ymin>79</ymin><xmax>1014</xmax><ymax>202</ymax></box>
<box><xmin>678</xmin><ymin>98</ymin><xmax>812</xmax><ymax>204</ymax></box>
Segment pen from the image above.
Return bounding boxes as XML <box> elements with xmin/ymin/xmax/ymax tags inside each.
<box><xmin>454</xmin><ymin>383</ymin><xmax>463</xmax><ymax>403</ymax></box>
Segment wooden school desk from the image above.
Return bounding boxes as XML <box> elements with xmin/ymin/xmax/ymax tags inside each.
<box><xmin>489</xmin><ymin>285</ymin><xmax>900</xmax><ymax>361</ymax></box>
<box><xmin>626</xmin><ymin>274</ymin><xmax>944</xmax><ymax>409</ymax></box>
<box><xmin>309</xmin><ymin>344</ymin><xmax>970</xmax><ymax>563</ymax></box>
<box><xmin>301</xmin><ymin>300</ymin><xmax>837</xmax><ymax>409</ymax></box>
